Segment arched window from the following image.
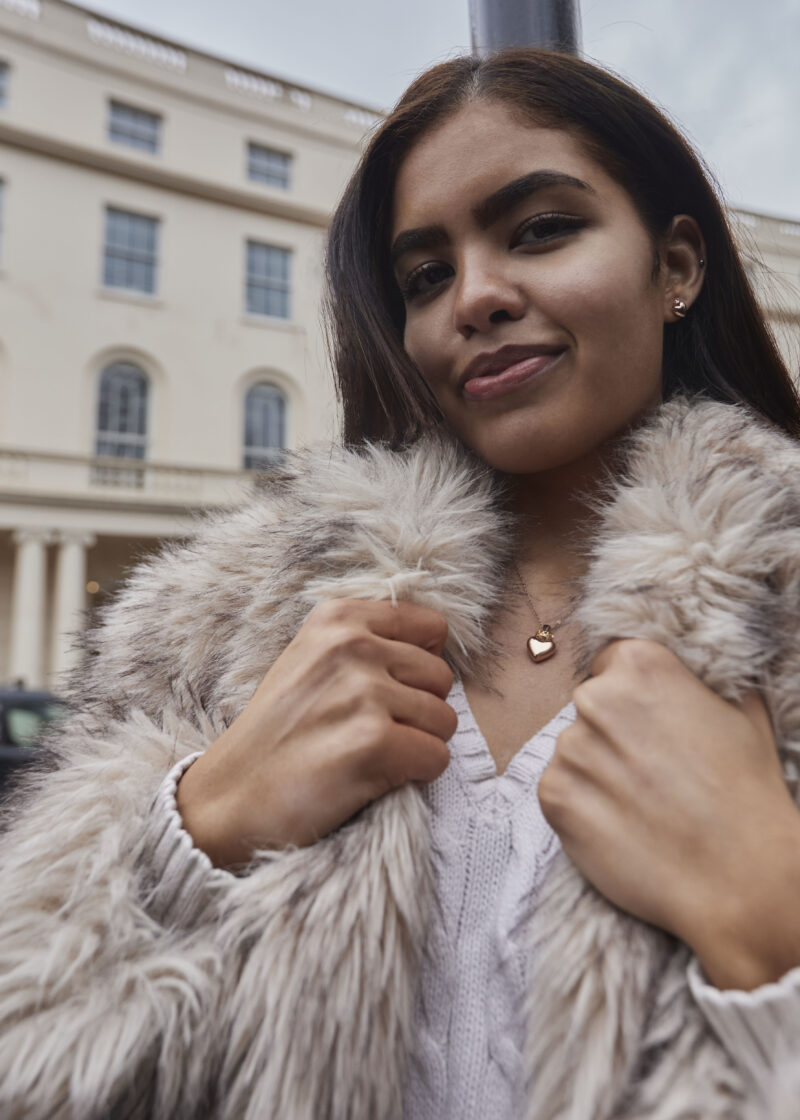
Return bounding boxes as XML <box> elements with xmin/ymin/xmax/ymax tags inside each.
<box><xmin>94</xmin><ymin>361</ymin><xmax>149</xmax><ymax>486</ymax></box>
<box><xmin>243</xmin><ymin>382</ymin><xmax>286</xmax><ymax>469</ymax></box>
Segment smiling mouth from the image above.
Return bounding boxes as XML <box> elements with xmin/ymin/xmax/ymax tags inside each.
<box><xmin>461</xmin><ymin>350</ymin><xmax>566</xmax><ymax>401</ymax></box>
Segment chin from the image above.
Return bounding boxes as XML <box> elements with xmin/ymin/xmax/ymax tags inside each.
<box><xmin>451</xmin><ymin>415</ymin><xmax>600</xmax><ymax>475</ymax></box>
<box><xmin>450</xmin><ymin>394</ymin><xmax>663</xmax><ymax>476</ymax></box>
<box><xmin>472</xmin><ymin>443</ymin><xmax>584</xmax><ymax>475</ymax></box>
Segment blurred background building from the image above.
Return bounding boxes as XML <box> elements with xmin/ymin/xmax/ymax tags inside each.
<box><xmin>0</xmin><ymin>0</ymin><xmax>798</xmax><ymax>691</ymax></box>
<box><xmin>0</xmin><ymin>0</ymin><xmax>379</xmax><ymax>688</ymax></box>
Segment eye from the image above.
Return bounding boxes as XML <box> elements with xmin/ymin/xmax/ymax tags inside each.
<box><xmin>398</xmin><ymin>261</ymin><xmax>452</xmax><ymax>303</ymax></box>
<box><xmin>513</xmin><ymin>211</ymin><xmax>586</xmax><ymax>247</ymax></box>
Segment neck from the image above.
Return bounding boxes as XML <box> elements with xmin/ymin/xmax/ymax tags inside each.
<box><xmin>509</xmin><ymin>443</ymin><xmax>615</xmax><ymax>590</ymax></box>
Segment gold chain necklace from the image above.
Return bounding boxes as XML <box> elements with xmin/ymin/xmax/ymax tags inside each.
<box><xmin>512</xmin><ymin>560</ymin><xmax>572</xmax><ymax>663</ymax></box>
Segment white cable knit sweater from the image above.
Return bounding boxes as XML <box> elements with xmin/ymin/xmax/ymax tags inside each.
<box><xmin>150</xmin><ymin>677</ymin><xmax>800</xmax><ymax>1119</ymax></box>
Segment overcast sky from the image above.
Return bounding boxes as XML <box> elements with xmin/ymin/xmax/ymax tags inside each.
<box><xmin>86</xmin><ymin>0</ymin><xmax>800</xmax><ymax>221</ymax></box>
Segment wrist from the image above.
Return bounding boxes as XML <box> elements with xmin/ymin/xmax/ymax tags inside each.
<box><xmin>175</xmin><ymin>743</ymin><xmax>253</xmax><ymax>869</ymax></box>
<box><xmin>684</xmin><ymin>810</ymin><xmax>800</xmax><ymax>991</ymax></box>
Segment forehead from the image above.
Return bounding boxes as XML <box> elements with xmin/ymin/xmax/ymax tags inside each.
<box><xmin>391</xmin><ymin>101</ymin><xmax>612</xmax><ymax>232</ymax></box>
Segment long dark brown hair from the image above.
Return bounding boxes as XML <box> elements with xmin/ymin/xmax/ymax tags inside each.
<box><xmin>324</xmin><ymin>49</ymin><xmax>800</xmax><ymax>445</ymax></box>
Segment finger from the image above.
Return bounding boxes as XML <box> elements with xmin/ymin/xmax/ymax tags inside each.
<box><xmin>588</xmin><ymin>640</ymin><xmax>624</xmax><ymax>679</ymax></box>
<box><xmin>388</xmin><ymin>680</ymin><xmax>459</xmax><ymax>742</ymax></box>
<box><xmin>367</xmin><ymin>599</ymin><xmax>450</xmax><ymax>655</ymax></box>
<box><xmin>383</xmin><ymin>639</ymin><xmax>455</xmax><ymax>700</ymax></box>
<box><xmin>589</xmin><ymin>637</ymin><xmax>665</xmax><ymax>678</ymax></box>
<box><xmin>310</xmin><ymin>598</ymin><xmax>449</xmax><ymax>654</ymax></box>
<box><xmin>383</xmin><ymin>723</ymin><xmax>451</xmax><ymax>786</ymax></box>
<box><xmin>553</xmin><ymin>716</ymin><xmax>622</xmax><ymax>784</ymax></box>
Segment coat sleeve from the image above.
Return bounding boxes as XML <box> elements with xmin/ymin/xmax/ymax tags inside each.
<box><xmin>688</xmin><ymin>957</ymin><xmax>800</xmax><ymax>1118</ymax></box>
<box><xmin>0</xmin><ymin>492</ymin><xmax>433</xmax><ymax>1120</ymax></box>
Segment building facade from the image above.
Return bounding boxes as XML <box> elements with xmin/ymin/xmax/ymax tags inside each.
<box><xmin>0</xmin><ymin>0</ymin><xmax>379</xmax><ymax>688</ymax></box>
<box><xmin>1</xmin><ymin>0</ymin><xmax>799</xmax><ymax>692</ymax></box>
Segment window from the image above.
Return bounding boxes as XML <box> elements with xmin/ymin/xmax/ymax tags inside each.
<box><xmin>103</xmin><ymin>207</ymin><xmax>159</xmax><ymax>295</ymax></box>
<box><xmin>108</xmin><ymin>100</ymin><xmax>161</xmax><ymax>154</ymax></box>
<box><xmin>0</xmin><ymin>62</ymin><xmax>8</xmax><ymax>109</ymax></box>
<box><xmin>246</xmin><ymin>242</ymin><xmax>290</xmax><ymax>319</ymax></box>
<box><xmin>94</xmin><ymin>361</ymin><xmax>149</xmax><ymax>487</ymax></box>
<box><xmin>247</xmin><ymin>143</ymin><xmax>291</xmax><ymax>189</ymax></box>
<box><xmin>243</xmin><ymin>383</ymin><xmax>286</xmax><ymax>469</ymax></box>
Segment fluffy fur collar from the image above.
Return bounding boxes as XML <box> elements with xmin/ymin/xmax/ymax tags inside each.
<box><xmin>2</xmin><ymin>396</ymin><xmax>800</xmax><ymax>1119</ymax></box>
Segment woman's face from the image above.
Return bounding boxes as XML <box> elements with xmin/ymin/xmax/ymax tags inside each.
<box><xmin>390</xmin><ymin>100</ymin><xmax>679</xmax><ymax>474</ymax></box>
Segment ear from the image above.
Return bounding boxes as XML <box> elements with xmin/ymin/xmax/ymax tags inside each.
<box><xmin>659</xmin><ymin>214</ymin><xmax>707</xmax><ymax>323</ymax></box>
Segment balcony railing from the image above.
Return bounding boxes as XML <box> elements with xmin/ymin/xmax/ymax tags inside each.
<box><xmin>0</xmin><ymin>446</ymin><xmax>260</xmax><ymax>508</ymax></box>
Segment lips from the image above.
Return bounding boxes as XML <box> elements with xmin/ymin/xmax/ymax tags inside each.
<box><xmin>458</xmin><ymin>344</ymin><xmax>566</xmax><ymax>399</ymax></box>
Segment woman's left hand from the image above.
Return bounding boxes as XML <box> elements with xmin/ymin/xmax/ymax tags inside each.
<box><xmin>538</xmin><ymin>638</ymin><xmax>800</xmax><ymax>990</ymax></box>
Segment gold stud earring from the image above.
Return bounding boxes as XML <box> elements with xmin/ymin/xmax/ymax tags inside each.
<box><xmin>672</xmin><ymin>297</ymin><xmax>688</xmax><ymax>319</ymax></box>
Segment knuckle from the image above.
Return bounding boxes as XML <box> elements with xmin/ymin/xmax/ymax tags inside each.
<box><xmin>311</xmin><ymin>598</ymin><xmax>351</xmax><ymax>625</ymax></box>
<box><xmin>430</xmin><ymin>611</ymin><xmax>449</xmax><ymax>646</ymax></box>
<box><xmin>537</xmin><ymin>764</ymin><xmax>569</xmax><ymax>824</ymax></box>
<box><xmin>572</xmin><ymin>678</ymin><xmax>602</xmax><ymax>719</ymax></box>
<box><xmin>553</xmin><ymin>724</ymin><xmax>590</xmax><ymax>775</ymax></box>
<box><xmin>617</xmin><ymin>638</ymin><xmax>667</xmax><ymax>674</ymax></box>
<box><xmin>420</xmin><ymin>692</ymin><xmax>456</xmax><ymax>740</ymax></box>
<box><xmin>425</xmin><ymin>738</ymin><xmax>451</xmax><ymax>780</ymax></box>
<box><xmin>374</xmin><ymin>737</ymin><xmax>410</xmax><ymax>790</ymax></box>
<box><xmin>407</xmin><ymin>602</ymin><xmax>447</xmax><ymax>644</ymax></box>
<box><xmin>347</xmin><ymin>667</ymin><xmax>385</xmax><ymax>709</ymax></box>
<box><xmin>438</xmin><ymin>659</ymin><xmax>455</xmax><ymax>694</ymax></box>
<box><xmin>342</xmin><ymin>630</ymin><xmax>379</xmax><ymax>661</ymax></box>
<box><xmin>327</xmin><ymin>626</ymin><xmax>377</xmax><ymax>665</ymax></box>
<box><xmin>443</xmin><ymin>701</ymin><xmax>459</xmax><ymax>739</ymax></box>
<box><xmin>554</xmin><ymin>722</ymin><xmax>578</xmax><ymax>754</ymax></box>
<box><xmin>355</xmin><ymin>709</ymin><xmax>393</xmax><ymax>753</ymax></box>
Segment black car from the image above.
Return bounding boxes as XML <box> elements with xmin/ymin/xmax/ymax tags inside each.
<box><xmin>0</xmin><ymin>688</ymin><xmax>68</xmax><ymax>799</ymax></box>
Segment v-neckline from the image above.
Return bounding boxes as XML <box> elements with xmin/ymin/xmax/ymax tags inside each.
<box><xmin>446</xmin><ymin>678</ymin><xmax>575</xmax><ymax>813</ymax></box>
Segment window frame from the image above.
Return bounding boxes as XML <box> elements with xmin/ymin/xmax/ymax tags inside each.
<box><xmin>246</xmin><ymin>142</ymin><xmax>292</xmax><ymax>189</ymax></box>
<box><xmin>102</xmin><ymin>206</ymin><xmax>160</xmax><ymax>296</ymax></box>
<box><xmin>245</xmin><ymin>240</ymin><xmax>291</xmax><ymax>320</ymax></box>
<box><xmin>93</xmin><ymin>360</ymin><xmax>150</xmax><ymax>488</ymax></box>
<box><xmin>243</xmin><ymin>381</ymin><xmax>287</xmax><ymax>470</ymax></box>
<box><xmin>107</xmin><ymin>99</ymin><xmax>162</xmax><ymax>155</ymax></box>
<box><xmin>0</xmin><ymin>61</ymin><xmax>9</xmax><ymax>110</ymax></box>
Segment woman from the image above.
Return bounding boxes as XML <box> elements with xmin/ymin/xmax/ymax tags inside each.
<box><xmin>2</xmin><ymin>48</ymin><xmax>800</xmax><ymax>1120</ymax></box>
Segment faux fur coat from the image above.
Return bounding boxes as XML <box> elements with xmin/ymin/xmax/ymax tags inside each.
<box><xmin>2</xmin><ymin>396</ymin><xmax>800</xmax><ymax>1120</ymax></box>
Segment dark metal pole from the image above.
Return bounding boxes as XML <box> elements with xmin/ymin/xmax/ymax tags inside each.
<box><xmin>469</xmin><ymin>0</ymin><xmax>582</xmax><ymax>56</ymax></box>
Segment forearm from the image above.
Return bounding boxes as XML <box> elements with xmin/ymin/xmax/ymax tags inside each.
<box><xmin>683</xmin><ymin>810</ymin><xmax>800</xmax><ymax>991</ymax></box>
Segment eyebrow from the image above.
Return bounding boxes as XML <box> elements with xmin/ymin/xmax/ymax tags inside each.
<box><xmin>389</xmin><ymin>170</ymin><xmax>594</xmax><ymax>268</ymax></box>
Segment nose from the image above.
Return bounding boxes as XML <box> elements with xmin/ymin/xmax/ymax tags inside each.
<box><xmin>452</xmin><ymin>255</ymin><xmax>526</xmax><ymax>339</ymax></box>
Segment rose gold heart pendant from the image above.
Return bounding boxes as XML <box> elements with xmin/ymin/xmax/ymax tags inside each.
<box><xmin>527</xmin><ymin>626</ymin><xmax>556</xmax><ymax>663</ymax></box>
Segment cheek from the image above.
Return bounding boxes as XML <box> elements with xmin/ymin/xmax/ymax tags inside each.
<box><xmin>556</xmin><ymin>243</ymin><xmax>657</xmax><ymax>336</ymax></box>
<box><xmin>403</xmin><ymin>313</ymin><xmax>451</xmax><ymax>391</ymax></box>
<box><xmin>547</xmin><ymin>249</ymin><xmax>665</xmax><ymax>389</ymax></box>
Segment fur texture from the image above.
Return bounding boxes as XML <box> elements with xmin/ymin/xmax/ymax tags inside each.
<box><xmin>524</xmin><ymin>398</ymin><xmax>800</xmax><ymax>1120</ymax></box>
<box><xmin>0</xmin><ymin>398</ymin><xmax>799</xmax><ymax>1118</ymax></box>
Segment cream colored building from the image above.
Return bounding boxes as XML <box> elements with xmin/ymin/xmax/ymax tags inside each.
<box><xmin>732</xmin><ymin>209</ymin><xmax>800</xmax><ymax>372</ymax></box>
<box><xmin>1</xmin><ymin>0</ymin><xmax>799</xmax><ymax>693</ymax></box>
<box><xmin>0</xmin><ymin>0</ymin><xmax>380</xmax><ymax>689</ymax></box>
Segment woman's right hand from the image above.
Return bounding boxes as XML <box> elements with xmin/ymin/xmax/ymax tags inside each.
<box><xmin>175</xmin><ymin>598</ymin><xmax>457</xmax><ymax>869</ymax></box>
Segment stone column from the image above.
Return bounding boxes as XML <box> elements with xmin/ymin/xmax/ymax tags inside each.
<box><xmin>52</xmin><ymin>531</ymin><xmax>96</xmax><ymax>684</ymax></box>
<box><xmin>9</xmin><ymin>529</ymin><xmax>54</xmax><ymax>689</ymax></box>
